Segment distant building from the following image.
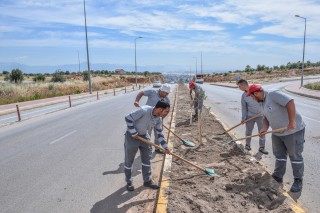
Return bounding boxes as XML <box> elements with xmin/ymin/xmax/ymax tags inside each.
<box><xmin>115</xmin><ymin>69</ymin><xmax>125</xmax><ymax>74</ymax></box>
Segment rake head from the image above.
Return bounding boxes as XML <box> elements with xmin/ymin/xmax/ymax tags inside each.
<box><xmin>183</xmin><ymin>140</ymin><xmax>196</xmax><ymax>147</ymax></box>
<box><xmin>223</xmin><ymin>140</ymin><xmax>234</xmax><ymax>145</ymax></box>
<box><xmin>204</xmin><ymin>168</ymin><xmax>219</xmax><ymax>177</ymax></box>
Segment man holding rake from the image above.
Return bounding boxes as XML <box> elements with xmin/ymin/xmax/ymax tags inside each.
<box><xmin>237</xmin><ymin>79</ymin><xmax>268</xmax><ymax>154</ymax></box>
<box><xmin>248</xmin><ymin>84</ymin><xmax>306</xmax><ymax>193</ymax></box>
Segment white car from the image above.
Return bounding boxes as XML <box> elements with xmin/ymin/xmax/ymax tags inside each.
<box><xmin>153</xmin><ymin>80</ymin><xmax>161</xmax><ymax>88</ymax></box>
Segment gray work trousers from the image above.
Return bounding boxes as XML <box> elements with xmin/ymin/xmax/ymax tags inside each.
<box><xmin>124</xmin><ymin>132</ymin><xmax>152</xmax><ymax>184</ymax></box>
<box><xmin>194</xmin><ymin>99</ymin><xmax>203</xmax><ymax>115</ymax></box>
<box><xmin>245</xmin><ymin>116</ymin><xmax>265</xmax><ymax>148</ymax></box>
<box><xmin>272</xmin><ymin>128</ymin><xmax>305</xmax><ymax>179</ymax></box>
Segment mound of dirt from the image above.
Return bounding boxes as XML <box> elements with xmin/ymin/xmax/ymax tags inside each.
<box><xmin>166</xmin><ymin>84</ymin><xmax>294</xmax><ymax>213</ymax></box>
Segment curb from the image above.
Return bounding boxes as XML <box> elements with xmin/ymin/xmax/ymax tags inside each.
<box><xmin>284</xmin><ymin>87</ymin><xmax>320</xmax><ymax>100</ymax></box>
<box><xmin>155</xmin><ymin>86</ymin><xmax>178</xmax><ymax>213</ymax></box>
<box><xmin>208</xmin><ymin>110</ymin><xmax>306</xmax><ymax>213</ymax></box>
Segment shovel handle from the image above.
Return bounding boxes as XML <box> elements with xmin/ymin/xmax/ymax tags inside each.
<box><xmin>232</xmin><ymin>127</ymin><xmax>288</xmax><ymax>142</ymax></box>
<box><xmin>163</xmin><ymin>125</ymin><xmax>184</xmax><ymax>142</ymax></box>
<box><xmin>136</xmin><ymin>136</ymin><xmax>205</xmax><ymax>172</ymax></box>
<box><xmin>225</xmin><ymin>113</ymin><xmax>262</xmax><ymax>133</ymax></box>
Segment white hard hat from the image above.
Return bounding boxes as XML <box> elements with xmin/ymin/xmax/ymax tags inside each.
<box><xmin>160</xmin><ymin>84</ymin><xmax>171</xmax><ymax>93</ymax></box>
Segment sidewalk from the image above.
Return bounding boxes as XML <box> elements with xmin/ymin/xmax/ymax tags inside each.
<box><xmin>210</xmin><ymin>79</ymin><xmax>320</xmax><ymax>100</ymax></box>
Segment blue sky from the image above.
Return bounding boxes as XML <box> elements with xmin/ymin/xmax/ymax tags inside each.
<box><xmin>1</xmin><ymin>0</ymin><xmax>320</xmax><ymax>73</ymax></box>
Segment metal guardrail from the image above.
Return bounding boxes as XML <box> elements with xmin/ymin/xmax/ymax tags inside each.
<box><xmin>0</xmin><ymin>84</ymin><xmax>149</xmax><ymax>127</ymax></box>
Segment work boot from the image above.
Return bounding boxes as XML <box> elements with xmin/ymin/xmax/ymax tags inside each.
<box><xmin>259</xmin><ymin>147</ymin><xmax>269</xmax><ymax>155</ymax></box>
<box><xmin>271</xmin><ymin>174</ymin><xmax>283</xmax><ymax>184</ymax></box>
<box><xmin>290</xmin><ymin>178</ymin><xmax>303</xmax><ymax>192</ymax></box>
<box><xmin>127</xmin><ymin>183</ymin><xmax>134</xmax><ymax>191</ymax></box>
<box><xmin>192</xmin><ymin>114</ymin><xmax>198</xmax><ymax>121</ymax></box>
<box><xmin>245</xmin><ymin>144</ymin><xmax>251</xmax><ymax>151</ymax></box>
<box><xmin>143</xmin><ymin>180</ymin><xmax>160</xmax><ymax>189</ymax></box>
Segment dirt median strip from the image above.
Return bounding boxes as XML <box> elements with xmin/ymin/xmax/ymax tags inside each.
<box><xmin>161</xmin><ymin>84</ymin><xmax>305</xmax><ymax>213</ymax></box>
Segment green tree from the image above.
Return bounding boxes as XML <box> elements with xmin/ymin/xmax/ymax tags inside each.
<box><xmin>2</xmin><ymin>70</ymin><xmax>9</xmax><ymax>75</ymax></box>
<box><xmin>10</xmin><ymin>68</ymin><xmax>24</xmax><ymax>83</ymax></box>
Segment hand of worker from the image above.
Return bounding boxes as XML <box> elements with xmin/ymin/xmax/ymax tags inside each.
<box><xmin>134</xmin><ymin>101</ymin><xmax>140</xmax><ymax>107</ymax></box>
<box><xmin>132</xmin><ymin>134</ymin><xmax>139</xmax><ymax>139</ymax></box>
<box><xmin>163</xmin><ymin>148</ymin><xmax>171</xmax><ymax>155</ymax></box>
<box><xmin>240</xmin><ymin>120</ymin><xmax>245</xmax><ymax>124</ymax></box>
<box><xmin>287</xmin><ymin>121</ymin><xmax>296</xmax><ymax>131</ymax></box>
<box><xmin>259</xmin><ymin>128</ymin><xmax>268</xmax><ymax>137</ymax></box>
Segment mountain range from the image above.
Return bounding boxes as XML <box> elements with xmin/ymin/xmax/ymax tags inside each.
<box><xmin>0</xmin><ymin>62</ymin><xmax>211</xmax><ymax>74</ymax></box>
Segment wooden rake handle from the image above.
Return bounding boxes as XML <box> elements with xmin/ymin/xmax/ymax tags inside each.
<box><xmin>233</xmin><ymin>127</ymin><xmax>288</xmax><ymax>142</ymax></box>
<box><xmin>163</xmin><ymin>125</ymin><xmax>184</xmax><ymax>142</ymax></box>
<box><xmin>225</xmin><ymin>113</ymin><xmax>262</xmax><ymax>133</ymax></box>
<box><xmin>136</xmin><ymin>136</ymin><xmax>205</xmax><ymax>172</ymax></box>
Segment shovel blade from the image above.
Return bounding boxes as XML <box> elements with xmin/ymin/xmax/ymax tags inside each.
<box><xmin>205</xmin><ymin>168</ymin><xmax>219</xmax><ymax>177</ymax></box>
<box><xmin>183</xmin><ymin>140</ymin><xmax>196</xmax><ymax>147</ymax></box>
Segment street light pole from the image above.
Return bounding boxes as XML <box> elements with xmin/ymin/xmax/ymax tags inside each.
<box><xmin>295</xmin><ymin>15</ymin><xmax>307</xmax><ymax>87</ymax></box>
<box><xmin>84</xmin><ymin>0</ymin><xmax>92</xmax><ymax>94</ymax></box>
<box><xmin>135</xmin><ymin>37</ymin><xmax>143</xmax><ymax>87</ymax></box>
<box><xmin>193</xmin><ymin>57</ymin><xmax>197</xmax><ymax>75</ymax></box>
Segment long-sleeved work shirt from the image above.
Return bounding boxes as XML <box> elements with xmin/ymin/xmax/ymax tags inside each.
<box><xmin>241</xmin><ymin>91</ymin><xmax>263</xmax><ymax>120</ymax></box>
<box><xmin>125</xmin><ymin>105</ymin><xmax>168</xmax><ymax>149</ymax></box>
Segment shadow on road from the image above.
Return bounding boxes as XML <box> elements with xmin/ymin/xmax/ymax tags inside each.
<box><xmin>90</xmin><ymin>186</ymin><xmax>153</xmax><ymax>213</ymax></box>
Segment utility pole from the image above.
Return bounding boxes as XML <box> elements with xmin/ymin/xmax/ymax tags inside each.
<box><xmin>201</xmin><ymin>51</ymin><xmax>203</xmax><ymax>74</ymax></box>
<box><xmin>84</xmin><ymin>0</ymin><xmax>92</xmax><ymax>94</ymax></box>
<box><xmin>77</xmin><ymin>50</ymin><xmax>80</xmax><ymax>73</ymax></box>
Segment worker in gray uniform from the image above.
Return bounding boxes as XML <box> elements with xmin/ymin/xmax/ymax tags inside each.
<box><xmin>134</xmin><ymin>84</ymin><xmax>171</xmax><ymax>153</ymax></box>
<box><xmin>124</xmin><ymin>101</ymin><xmax>171</xmax><ymax>191</ymax></box>
<box><xmin>237</xmin><ymin>79</ymin><xmax>268</xmax><ymax>154</ymax></box>
<box><xmin>189</xmin><ymin>81</ymin><xmax>205</xmax><ymax>120</ymax></box>
<box><xmin>248</xmin><ymin>84</ymin><xmax>306</xmax><ymax>192</ymax></box>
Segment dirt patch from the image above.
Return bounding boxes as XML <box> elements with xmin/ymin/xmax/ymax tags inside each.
<box><xmin>166</xmin><ymin>84</ymin><xmax>294</xmax><ymax>213</ymax></box>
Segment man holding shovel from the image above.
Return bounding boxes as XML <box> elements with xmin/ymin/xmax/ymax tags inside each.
<box><xmin>189</xmin><ymin>81</ymin><xmax>205</xmax><ymax>121</ymax></box>
<box><xmin>248</xmin><ymin>84</ymin><xmax>306</xmax><ymax>193</ymax></box>
<box><xmin>237</xmin><ymin>79</ymin><xmax>268</xmax><ymax>154</ymax></box>
<box><xmin>124</xmin><ymin>101</ymin><xmax>171</xmax><ymax>191</ymax></box>
<box><xmin>134</xmin><ymin>84</ymin><xmax>171</xmax><ymax>154</ymax></box>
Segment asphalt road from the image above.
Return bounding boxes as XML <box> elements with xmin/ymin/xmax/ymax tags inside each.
<box><xmin>203</xmin><ymin>80</ymin><xmax>320</xmax><ymax>212</ymax></box>
<box><xmin>0</xmin><ymin>89</ymin><xmax>152</xmax><ymax>213</ymax></box>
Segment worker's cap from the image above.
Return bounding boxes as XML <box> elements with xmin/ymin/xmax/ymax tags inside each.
<box><xmin>189</xmin><ymin>81</ymin><xmax>195</xmax><ymax>89</ymax></box>
<box><xmin>247</xmin><ymin>84</ymin><xmax>262</xmax><ymax>96</ymax></box>
<box><xmin>160</xmin><ymin>84</ymin><xmax>171</xmax><ymax>93</ymax></box>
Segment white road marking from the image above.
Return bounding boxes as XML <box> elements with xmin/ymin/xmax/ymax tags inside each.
<box><xmin>50</xmin><ymin>130</ymin><xmax>77</xmax><ymax>145</ymax></box>
<box><xmin>302</xmin><ymin>115</ymin><xmax>320</xmax><ymax>123</ymax></box>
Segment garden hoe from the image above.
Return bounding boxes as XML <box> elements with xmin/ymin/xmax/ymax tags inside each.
<box><xmin>218</xmin><ymin>113</ymin><xmax>262</xmax><ymax>135</ymax></box>
<box><xmin>136</xmin><ymin>136</ymin><xmax>219</xmax><ymax>177</ymax></box>
<box><xmin>163</xmin><ymin>125</ymin><xmax>196</xmax><ymax>147</ymax></box>
<box><xmin>224</xmin><ymin>127</ymin><xmax>288</xmax><ymax>145</ymax></box>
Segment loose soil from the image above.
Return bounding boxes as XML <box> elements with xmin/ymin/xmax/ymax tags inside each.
<box><xmin>166</xmin><ymin>84</ymin><xmax>294</xmax><ymax>213</ymax></box>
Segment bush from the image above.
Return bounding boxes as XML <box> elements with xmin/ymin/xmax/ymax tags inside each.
<box><xmin>33</xmin><ymin>74</ymin><xmax>46</xmax><ymax>82</ymax></box>
<box><xmin>83</xmin><ymin>71</ymin><xmax>89</xmax><ymax>81</ymax></box>
<box><xmin>51</xmin><ymin>71</ymin><xmax>65</xmax><ymax>82</ymax></box>
<box><xmin>305</xmin><ymin>82</ymin><xmax>320</xmax><ymax>90</ymax></box>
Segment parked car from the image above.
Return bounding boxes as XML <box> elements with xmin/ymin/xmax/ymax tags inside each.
<box><xmin>153</xmin><ymin>80</ymin><xmax>162</xmax><ymax>88</ymax></box>
<box><xmin>195</xmin><ymin>74</ymin><xmax>204</xmax><ymax>84</ymax></box>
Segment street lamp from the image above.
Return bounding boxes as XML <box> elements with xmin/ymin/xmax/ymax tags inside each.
<box><xmin>295</xmin><ymin>15</ymin><xmax>306</xmax><ymax>87</ymax></box>
<box><xmin>135</xmin><ymin>36</ymin><xmax>143</xmax><ymax>87</ymax></box>
<box><xmin>193</xmin><ymin>57</ymin><xmax>198</xmax><ymax>75</ymax></box>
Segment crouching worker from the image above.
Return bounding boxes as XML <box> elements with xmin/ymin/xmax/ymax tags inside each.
<box><xmin>124</xmin><ymin>101</ymin><xmax>171</xmax><ymax>191</ymax></box>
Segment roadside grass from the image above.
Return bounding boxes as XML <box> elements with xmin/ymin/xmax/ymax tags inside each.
<box><xmin>0</xmin><ymin>76</ymin><xmax>132</xmax><ymax>105</ymax></box>
<box><xmin>304</xmin><ymin>81</ymin><xmax>320</xmax><ymax>90</ymax></box>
